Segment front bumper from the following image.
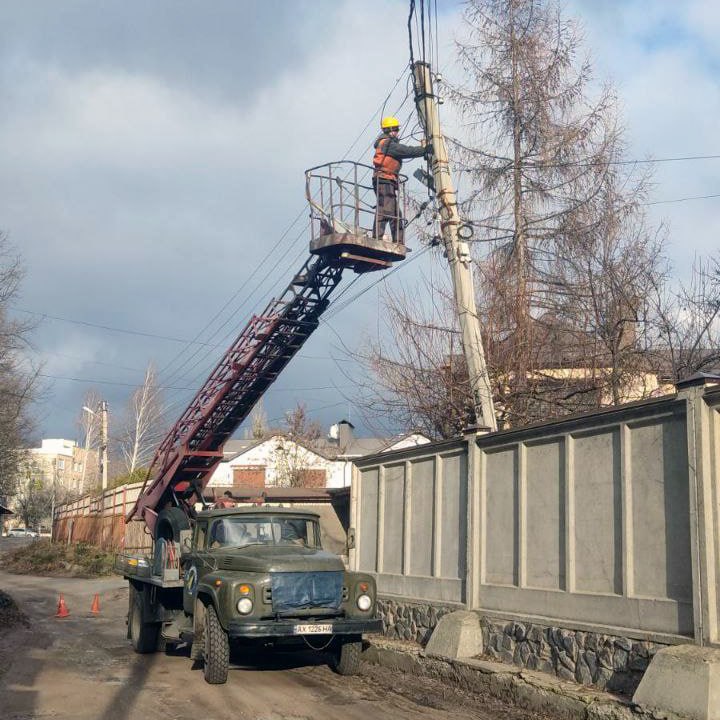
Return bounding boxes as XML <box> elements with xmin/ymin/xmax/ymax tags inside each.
<box><xmin>225</xmin><ymin>617</ymin><xmax>382</xmax><ymax>639</ymax></box>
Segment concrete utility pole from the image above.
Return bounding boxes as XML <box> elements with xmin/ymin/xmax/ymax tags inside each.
<box><xmin>412</xmin><ymin>61</ymin><xmax>497</xmax><ymax>431</ymax></box>
<box><xmin>100</xmin><ymin>400</ymin><xmax>108</xmax><ymax>491</ymax></box>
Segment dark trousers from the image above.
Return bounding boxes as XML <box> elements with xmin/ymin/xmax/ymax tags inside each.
<box><xmin>373</xmin><ymin>179</ymin><xmax>403</xmax><ymax>244</ymax></box>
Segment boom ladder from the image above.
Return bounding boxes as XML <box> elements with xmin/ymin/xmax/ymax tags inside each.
<box><xmin>129</xmin><ymin>161</ymin><xmax>407</xmax><ymax>534</ymax></box>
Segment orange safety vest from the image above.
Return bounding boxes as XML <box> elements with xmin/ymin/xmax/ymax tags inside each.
<box><xmin>373</xmin><ymin>136</ymin><xmax>401</xmax><ymax>182</ymax></box>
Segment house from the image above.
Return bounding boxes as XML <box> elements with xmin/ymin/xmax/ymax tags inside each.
<box><xmin>26</xmin><ymin>438</ymin><xmax>100</xmax><ymax>495</ymax></box>
<box><xmin>208</xmin><ymin>420</ymin><xmax>430</xmax><ymax>490</ymax></box>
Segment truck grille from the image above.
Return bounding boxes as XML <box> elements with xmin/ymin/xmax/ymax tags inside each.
<box><xmin>269</xmin><ymin>571</ymin><xmax>343</xmax><ymax>613</ymax></box>
<box><xmin>263</xmin><ymin>584</ymin><xmax>348</xmax><ymax>605</ymax></box>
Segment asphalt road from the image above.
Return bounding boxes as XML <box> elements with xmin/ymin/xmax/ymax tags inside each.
<box><xmin>0</xmin><ymin>561</ymin><xmax>548</xmax><ymax>720</ymax></box>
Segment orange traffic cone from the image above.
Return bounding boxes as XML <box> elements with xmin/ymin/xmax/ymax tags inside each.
<box><xmin>55</xmin><ymin>593</ymin><xmax>70</xmax><ymax>618</ymax></box>
<box><xmin>90</xmin><ymin>593</ymin><xmax>100</xmax><ymax>615</ymax></box>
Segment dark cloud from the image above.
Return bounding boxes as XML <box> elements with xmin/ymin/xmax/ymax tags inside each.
<box><xmin>0</xmin><ymin>1</ymin><xmax>339</xmax><ymax>101</ymax></box>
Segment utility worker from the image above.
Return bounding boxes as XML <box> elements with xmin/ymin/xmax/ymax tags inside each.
<box><xmin>213</xmin><ymin>490</ymin><xmax>235</xmax><ymax>509</ymax></box>
<box><xmin>372</xmin><ymin>116</ymin><xmax>431</xmax><ymax>244</ymax></box>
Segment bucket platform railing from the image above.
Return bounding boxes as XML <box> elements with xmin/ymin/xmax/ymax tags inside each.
<box><xmin>305</xmin><ymin>161</ymin><xmax>409</xmax><ymax>271</ymax></box>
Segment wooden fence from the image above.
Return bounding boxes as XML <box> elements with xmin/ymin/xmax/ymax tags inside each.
<box><xmin>53</xmin><ymin>481</ymin><xmax>151</xmax><ymax>552</ymax></box>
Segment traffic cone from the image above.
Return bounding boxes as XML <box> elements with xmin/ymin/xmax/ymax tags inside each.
<box><xmin>90</xmin><ymin>593</ymin><xmax>100</xmax><ymax>615</ymax></box>
<box><xmin>55</xmin><ymin>593</ymin><xmax>70</xmax><ymax>618</ymax></box>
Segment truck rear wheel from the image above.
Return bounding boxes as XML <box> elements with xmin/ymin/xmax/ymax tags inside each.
<box><xmin>203</xmin><ymin>604</ymin><xmax>229</xmax><ymax>684</ymax></box>
<box><xmin>129</xmin><ymin>586</ymin><xmax>160</xmax><ymax>654</ymax></box>
<box><xmin>332</xmin><ymin>637</ymin><xmax>362</xmax><ymax>676</ymax></box>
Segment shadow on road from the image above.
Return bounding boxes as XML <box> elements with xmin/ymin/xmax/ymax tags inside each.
<box><xmin>101</xmin><ymin>650</ymin><xmax>158</xmax><ymax>720</ymax></box>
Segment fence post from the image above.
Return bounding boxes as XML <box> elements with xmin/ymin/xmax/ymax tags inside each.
<box><xmin>677</xmin><ymin>374</ymin><xmax>720</xmax><ymax>646</ymax></box>
<box><xmin>465</xmin><ymin>426</ymin><xmax>489</xmax><ymax>610</ymax></box>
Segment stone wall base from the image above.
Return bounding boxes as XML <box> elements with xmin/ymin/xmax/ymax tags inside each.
<box><xmin>364</xmin><ymin>639</ymin><xmax>686</xmax><ymax>720</ymax></box>
<box><xmin>377</xmin><ymin>597</ymin><xmax>668</xmax><ymax>695</ymax></box>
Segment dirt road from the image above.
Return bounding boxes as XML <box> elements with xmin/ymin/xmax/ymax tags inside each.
<box><xmin>0</xmin><ymin>569</ymin><xmax>547</xmax><ymax>720</ymax></box>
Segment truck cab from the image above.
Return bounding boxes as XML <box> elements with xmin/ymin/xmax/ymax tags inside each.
<box><xmin>116</xmin><ymin>506</ymin><xmax>380</xmax><ymax>684</ymax></box>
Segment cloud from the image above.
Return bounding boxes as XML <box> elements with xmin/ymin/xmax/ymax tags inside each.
<box><xmin>4</xmin><ymin>0</ymin><xmax>714</xmax><ymax>445</ymax></box>
<box><xmin>2</xmin><ymin>0</ymin><xmax>456</xmax><ymax>442</ymax></box>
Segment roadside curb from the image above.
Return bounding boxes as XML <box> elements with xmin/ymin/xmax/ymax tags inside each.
<box><xmin>363</xmin><ymin>637</ymin><xmax>687</xmax><ymax>720</ymax></box>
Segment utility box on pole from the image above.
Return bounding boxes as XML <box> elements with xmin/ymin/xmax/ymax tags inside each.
<box><xmin>412</xmin><ymin>61</ymin><xmax>497</xmax><ymax>432</ymax></box>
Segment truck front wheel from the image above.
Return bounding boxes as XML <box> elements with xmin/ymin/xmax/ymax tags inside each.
<box><xmin>129</xmin><ymin>587</ymin><xmax>160</xmax><ymax>654</ymax></box>
<box><xmin>331</xmin><ymin>636</ymin><xmax>362</xmax><ymax>676</ymax></box>
<box><xmin>203</xmin><ymin>604</ymin><xmax>229</xmax><ymax>684</ymax></box>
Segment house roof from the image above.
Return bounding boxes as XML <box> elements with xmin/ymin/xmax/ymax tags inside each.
<box><xmin>220</xmin><ymin>431</ymin><xmax>432</xmax><ymax>464</ymax></box>
<box><xmin>0</xmin><ymin>503</ymin><xmax>13</xmax><ymax>515</ymax></box>
<box><xmin>207</xmin><ymin>485</ymin><xmax>335</xmax><ymax>503</ymax></box>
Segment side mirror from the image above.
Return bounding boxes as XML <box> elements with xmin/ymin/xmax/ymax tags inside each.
<box><xmin>179</xmin><ymin>529</ymin><xmax>192</xmax><ymax>555</ymax></box>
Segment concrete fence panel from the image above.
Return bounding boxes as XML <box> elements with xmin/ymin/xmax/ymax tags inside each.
<box><xmin>473</xmin><ymin>398</ymin><xmax>693</xmax><ymax>639</ymax></box>
<box><xmin>354</xmin><ymin>440</ymin><xmax>468</xmax><ymax>604</ymax></box>
<box><xmin>352</xmin><ymin>378</ymin><xmax>720</xmax><ymax>646</ymax></box>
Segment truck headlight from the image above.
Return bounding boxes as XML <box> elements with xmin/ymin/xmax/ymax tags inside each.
<box><xmin>356</xmin><ymin>594</ymin><xmax>372</xmax><ymax>611</ymax></box>
<box><xmin>237</xmin><ymin>597</ymin><xmax>253</xmax><ymax>615</ymax></box>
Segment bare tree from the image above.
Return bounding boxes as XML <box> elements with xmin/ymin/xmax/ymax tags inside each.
<box><xmin>350</xmin><ymin>0</ymin><xmax>666</xmax><ymax>433</ymax></box>
<box><xmin>351</xmin><ymin>282</ymin><xmax>473</xmax><ymax>439</ymax></box>
<box><xmin>650</xmin><ymin>255</ymin><xmax>720</xmax><ymax>381</ymax></box>
<box><xmin>249</xmin><ymin>400</ymin><xmax>268</xmax><ymax>440</ymax></box>
<box><xmin>0</xmin><ymin>233</ymin><xmax>39</xmax><ymax>502</ymax></box>
<box><xmin>449</xmin><ymin>0</ymin><xmax>660</xmax><ymax>420</ymax></box>
<box><xmin>13</xmin><ymin>454</ymin><xmax>53</xmax><ymax>530</ymax></box>
<box><xmin>273</xmin><ymin>403</ymin><xmax>325</xmax><ymax>488</ymax></box>
<box><xmin>116</xmin><ymin>363</ymin><xmax>166</xmax><ymax>476</ymax></box>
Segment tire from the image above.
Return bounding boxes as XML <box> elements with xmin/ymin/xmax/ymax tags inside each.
<box><xmin>129</xmin><ymin>587</ymin><xmax>160</xmax><ymax>654</ymax></box>
<box><xmin>155</xmin><ymin>507</ymin><xmax>191</xmax><ymax>541</ymax></box>
<box><xmin>332</xmin><ymin>637</ymin><xmax>362</xmax><ymax>676</ymax></box>
<box><xmin>203</xmin><ymin>604</ymin><xmax>229</xmax><ymax>684</ymax></box>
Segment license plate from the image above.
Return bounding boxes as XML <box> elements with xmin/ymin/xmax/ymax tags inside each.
<box><xmin>293</xmin><ymin>623</ymin><xmax>332</xmax><ymax>635</ymax></box>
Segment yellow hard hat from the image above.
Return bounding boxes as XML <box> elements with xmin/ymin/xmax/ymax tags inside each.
<box><xmin>381</xmin><ymin>116</ymin><xmax>401</xmax><ymax>130</ymax></box>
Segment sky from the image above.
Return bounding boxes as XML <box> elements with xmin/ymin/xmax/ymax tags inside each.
<box><xmin>1</xmin><ymin>0</ymin><xmax>719</xmax><ymax>448</ymax></box>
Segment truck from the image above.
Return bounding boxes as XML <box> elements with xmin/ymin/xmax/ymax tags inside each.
<box><xmin>115</xmin><ymin>161</ymin><xmax>410</xmax><ymax>683</ymax></box>
<box><xmin>115</xmin><ymin>53</ymin><xmax>495</xmax><ymax>684</ymax></box>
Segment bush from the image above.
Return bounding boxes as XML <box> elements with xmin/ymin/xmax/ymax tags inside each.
<box><xmin>0</xmin><ymin>590</ymin><xmax>29</xmax><ymax>631</ymax></box>
<box><xmin>0</xmin><ymin>539</ymin><xmax>115</xmax><ymax>577</ymax></box>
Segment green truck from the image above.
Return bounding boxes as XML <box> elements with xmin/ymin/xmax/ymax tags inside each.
<box><xmin>116</xmin><ymin>505</ymin><xmax>380</xmax><ymax>684</ymax></box>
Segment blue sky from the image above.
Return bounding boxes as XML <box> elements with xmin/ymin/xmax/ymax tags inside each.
<box><xmin>1</xmin><ymin>0</ymin><xmax>718</xmax><ymax>446</ymax></box>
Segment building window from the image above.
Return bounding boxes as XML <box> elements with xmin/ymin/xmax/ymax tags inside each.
<box><xmin>57</xmin><ymin>459</ymin><xmax>65</xmax><ymax>470</ymax></box>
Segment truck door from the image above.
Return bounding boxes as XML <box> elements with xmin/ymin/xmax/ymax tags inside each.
<box><xmin>183</xmin><ymin>520</ymin><xmax>208</xmax><ymax>614</ymax></box>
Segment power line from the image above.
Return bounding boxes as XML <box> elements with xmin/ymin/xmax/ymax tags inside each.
<box><xmin>646</xmin><ymin>192</ymin><xmax>720</xmax><ymax>206</ymax></box>
<box><xmin>38</xmin><ymin>372</ymin><xmax>196</xmax><ymax>391</ymax></box>
<box><xmin>38</xmin><ymin>371</ymin><xmax>353</xmax><ymax>394</ymax></box>
<box><xmin>464</xmin><ymin>152</ymin><xmax>720</xmax><ymax>172</ymax></box>
<box><xmin>12</xmin><ymin>307</ymin><xmax>215</xmax><ymax>346</ymax></box>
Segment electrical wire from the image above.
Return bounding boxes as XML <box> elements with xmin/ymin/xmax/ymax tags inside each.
<box><xmin>155</xmin><ymin>69</ymin><xmax>415</xmax><ymax>395</ymax></box>
<box><xmin>12</xmin><ymin>307</ymin><xmax>215</xmax><ymax>347</ymax></box>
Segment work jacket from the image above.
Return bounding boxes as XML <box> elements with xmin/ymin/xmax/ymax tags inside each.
<box><xmin>372</xmin><ymin>133</ymin><xmax>425</xmax><ymax>183</ymax></box>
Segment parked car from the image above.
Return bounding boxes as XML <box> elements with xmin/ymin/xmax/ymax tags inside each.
<box><xmin>8</xmin><ymin>528</ymin><xmax>38</xmax><ymax>538</ymax></box>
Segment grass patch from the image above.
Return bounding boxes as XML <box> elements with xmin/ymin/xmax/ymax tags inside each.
<box><xmin>0</xmin><ymin>589</ymin><xmax>29</xmax><ymax>631</ymax></box>
<box><xmin>0</xmin><ymin>539</ymin><xmax>115</xmax><ymax>578</ymax></box>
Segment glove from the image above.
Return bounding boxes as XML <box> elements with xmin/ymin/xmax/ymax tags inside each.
<box><xmin>424</xmin><ymin>143</ymin><xmax>434</xmax><ymax>159</ymax></box>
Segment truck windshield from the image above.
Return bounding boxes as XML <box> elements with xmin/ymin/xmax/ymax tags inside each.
<box><xmin>208</xmin><ymin>517</ymin><xmax>321</xmax><ymax>550</ymax></box>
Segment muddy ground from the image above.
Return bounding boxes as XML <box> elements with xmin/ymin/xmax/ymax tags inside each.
<box><xmin>0</xmin><ymin>561</ymin><xmax>551</xmax><ymax>719</ymax></box>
